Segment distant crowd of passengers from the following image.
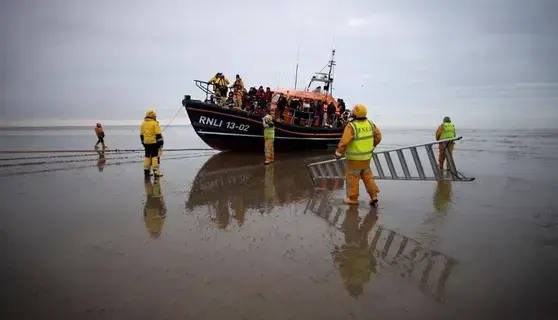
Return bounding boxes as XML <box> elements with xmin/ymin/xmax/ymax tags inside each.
<box><xmin>204</xmin><ymin>73</ymin><xmax>348</xmax><ymax>128</ymax></box>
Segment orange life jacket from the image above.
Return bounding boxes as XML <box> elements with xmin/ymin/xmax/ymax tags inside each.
<box><xmin>95</xmin><ymin>127</ymin><xmax>104</xmax><ymax>136</ymax></box>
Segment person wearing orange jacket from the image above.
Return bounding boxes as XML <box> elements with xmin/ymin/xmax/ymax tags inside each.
<box><xmin>435</xmin><ymin>116</ymin><xmax>456</xmax><ymax>170</ymax></box>
<box><xmin>94</xmin><ymin>123</ymin><xmax>107</xmax><ymax>150</ymax></box>
<box><xmin>334</xmin><ymin>104</ymin><xmax>382</xmax><ymax>206</ymax></box>
<box><xmin>231</xmin><ymin>74</ymin><xmax>244</xmax><ymax>109</ymax></box>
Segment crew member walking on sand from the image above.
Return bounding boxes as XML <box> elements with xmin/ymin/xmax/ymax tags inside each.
<box><xmin>334</xmin><ymin>104</ymin><xmax>382</xmax><ymax>206</ymax></box>
<box><xmin>140</xmin><ymin>109</ymin><xmax>164</xmax><ymax>177</ymax></box>
<box><xmin>435</xmin><ymin>116</ymin><xmax>456</xmax><ymax>170</ymax></box>
<box><xmin>262</xmin><ymin>111</ymin><xmax>275</xmax><ymax>165</ymax></box>
<box><xmin>94</xmin><ymin>123</ymin><xmax>107</xmax><ymax>150</ymax></box>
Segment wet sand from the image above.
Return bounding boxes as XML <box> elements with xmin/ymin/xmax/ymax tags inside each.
<box><xmin>1</xmin><ymin>139</ymin><xmax>558</xmax><ymax>319</ymax></box>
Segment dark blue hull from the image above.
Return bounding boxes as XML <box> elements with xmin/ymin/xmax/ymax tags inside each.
<box><xmin>184</xmin><ymin>99</ymin><xmax>343</xmax><ymax>152</ymax></box>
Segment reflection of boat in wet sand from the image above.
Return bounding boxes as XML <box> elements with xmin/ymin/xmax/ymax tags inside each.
<box><xmin>306</xmin><ymin>192</ymin><xmax>458</xmax><ymax>302</ymax></box>
<box><xmin>182</xmin><ymin>50</ymin><xmax>345</xmax><ymax>152</ymax></box>
<box><xmin>185</xmin><ymin>152</ymin><xmax>344</xmax><ymax>228</ymax></box>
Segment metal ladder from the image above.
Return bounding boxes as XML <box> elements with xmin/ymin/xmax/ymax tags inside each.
<box><xmin>307</xmin><ymin>136</ymin><xmax>475</xmax><ymax>182</ymax></box>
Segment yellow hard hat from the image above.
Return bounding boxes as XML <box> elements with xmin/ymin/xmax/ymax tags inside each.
<box><xmin>145</xmin><ymin>109</ymin><xmax>156</xmax><ymax>118</ymax></box>
<box><xmin>352</xmin><ymin>104</ymin><xmax>367</xmax><ymax>118</ymax></box>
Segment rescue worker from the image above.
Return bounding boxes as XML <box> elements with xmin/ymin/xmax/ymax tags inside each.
<box><xmin>208</xmin><ymin>73</ymin><xmax>230</xmax><ymax>104</ymax></box>
<box><xmin>143</xmin><ymin>179</ymin><xmax>167</xmax><ymax>238</ymax></box>
<box><xmin>232</xmin><ymin>74</ymin><xmax>244</xmax><ymax>109</ymax></box>
<box><xmin>435</xmin><ymin>116</ymin><xmax>456</xmax><ymax>170</ymax></box>
<box><xmin>262</xmin><ymin>111</ymin><xmax>275</xmax><ymax>165</ymax></box>
<box><xmin>140</xmin><ymin>109</ymin><xmax>164</xmax><ymax>177</ymax></box>
<box><xmin>209</xmin><ymin>72</ymin><xmax>220</xmax><ymax>93</ymax></box>
<box><xmin>332</xmin><ymin>205</ymin><xmax>378</xmax><ymax>298</ymax></box>
<box><xmin>334</xmin><ymin>104</ymin><xmax>382</xmax><ymax>206</ymax></box>
<box><xmin>94</xmin><ymin>123</ymin><xmax>106</xmax><ymax>150</ymax></box>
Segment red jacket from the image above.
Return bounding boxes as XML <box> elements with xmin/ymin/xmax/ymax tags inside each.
<box><xmin>263</xmin><ymin>91</ymin><xmax>272</xmax><ymax>102</ymax></box>
<box><xmin>256</xmin><ymin>89</ymin><xmax>265</xmax><ymax>99</ymax></box>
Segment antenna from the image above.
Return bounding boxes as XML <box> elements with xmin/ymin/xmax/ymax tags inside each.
<box><xmin>327</xmin><ymin>48</ymin><xmax>336</xmax><ymax>96</ymax></box>
<box><xmin>305</xmin><ymin>48</ymin><xmax>336</xmax><ymax>95</ymax></box>
<box><xmin>294</xmin><ymin>35</ymin><xmax>300</xmax><ymax>90</ymax></box>
<box><xmin>277</xmin><ymin>71</ymin><xmax>283</xmax><ymax>89</ymax></box>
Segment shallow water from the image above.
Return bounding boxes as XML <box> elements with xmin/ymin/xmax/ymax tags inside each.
<box><xmin>1</xmin><ymin>126</ymin><xmax>557</xmax><ymax>319</ymax></box>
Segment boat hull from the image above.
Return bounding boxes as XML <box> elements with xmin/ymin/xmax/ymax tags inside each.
<box><xmin>184</xmin><ymin>99</ymin><xmax>343</xmax><ymax>152</ymax></box>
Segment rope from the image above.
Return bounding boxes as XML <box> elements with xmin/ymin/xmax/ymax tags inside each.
<box><xmin>0</xmin><ymin>152</ymin><xmax>216</xmax><ymax>177</ymax></box>
<box><xmin>0</xmin><ymin>148</ymin><xmax>214</xmax><ymax>157</ymax></box>
<box><xmin>0</xmin><ymin>105</ymin><xmax>193</xmax><ymax>158</ymax></box>
<box><xmin>0</xmin><ymin>150</ymin><xmax>218</xmax><ymax>168</ymax></box>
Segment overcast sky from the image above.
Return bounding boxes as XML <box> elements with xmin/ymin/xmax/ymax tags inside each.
<box><xmin>1</xmin><ymin>0</ymin><xmax>557</xmax><ymax>128</ymax></box>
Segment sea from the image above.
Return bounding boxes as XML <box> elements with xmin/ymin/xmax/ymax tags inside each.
<box><xmin>1</xmin><ymin>125</ymin><xmax>557</xmax><ymax>319</ymax></box>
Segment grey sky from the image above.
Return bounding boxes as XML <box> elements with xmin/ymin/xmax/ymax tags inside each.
<box><xmin>1</xmin><ymin>0</ymin><xmax>557</xmax><ymax>128</ymax></box>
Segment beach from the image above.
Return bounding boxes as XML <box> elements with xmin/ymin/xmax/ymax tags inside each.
<box><xmin>1</xmin><ymin>125</ymin><xmax>557</xmax><ymax>319</ymax></box>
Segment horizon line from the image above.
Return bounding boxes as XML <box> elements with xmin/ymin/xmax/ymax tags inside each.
<box><xmin>0</xmin><ymin>124</ymin><xmax>556</xmax><ymax>131</ymax></box>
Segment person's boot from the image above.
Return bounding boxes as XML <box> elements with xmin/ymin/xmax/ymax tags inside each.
<box><xmin>144</xmin><ymin>170</ymin><xmax>152</xmax><ymax>177</ymax></box>
<box><xmin>370</xmin><ymin>199</ymin><xmax>378</xmax><ymax>207</ymax></box>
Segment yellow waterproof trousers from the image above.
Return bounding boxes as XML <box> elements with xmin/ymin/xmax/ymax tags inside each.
<box><xmin>345</xmin><ymin>163</ymin><xmax>379</xmax><ymax>204</ymax></box>
<box><xmin>144</xmin><ymin>143</ymin><xmax>162</xmax><ymax>176</ymax></box>
<box><xmin>233</xmin><ymin>92</ymin><xmax>243</xmax><ymax>109</ymax></box>
<box><xmin>264</xmin><ymin>138</ymin><xmax>274</xmax><ymax>163</ymax></box>
<box><xmin>438</xmin><ymin>142</ymin><xmax>455</xmax><ymax>169</ymax></box>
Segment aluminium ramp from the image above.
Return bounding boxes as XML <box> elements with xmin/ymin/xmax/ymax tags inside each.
<box><xmin>307</xmin><ymin>136</ymin><xmax>475</xmax><ymax>182</ymax></box>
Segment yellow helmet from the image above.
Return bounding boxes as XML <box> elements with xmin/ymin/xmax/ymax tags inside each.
<box><xmin>352</xmin><ymin>104</ymin><xmax>367</xmax><ymax>118</ymax></box>
<box><xmin>145</xmin><ymin>109</ymin><xmax>156</xmax><ymax>118</ymax></box>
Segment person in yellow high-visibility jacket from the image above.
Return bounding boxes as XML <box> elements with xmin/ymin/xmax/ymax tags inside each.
<box><xmin>263</xmin><ymin>112</ymin><xmax>275</xmax><ymax>165</ymax></box>
<box><xmin>435</xmin><ymin>116</ymin><xmax>456</xmax><ymax>170</ymax></box>
<box><xmin>140</xmin><ymin>109</ymin><xmax>164</xmax><ymax>177</ymax></box>
<box><xmin>334</xmin><ymin>104</ymin><xmax>382</xmax><ymax>206</ymax></box>
<box><xmin>208</xmin><ymin>73</ymin><xmax>230</xmax><ymax>105</ymax></box>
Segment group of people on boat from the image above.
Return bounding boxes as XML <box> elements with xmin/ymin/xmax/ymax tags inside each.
<box><xmin>207</xmin><ymin>73</ymin><xmax>348</xmax><ymax>128</ymax></box>
<box><xmin>274</xmin><ymin>94</ymin><xmax>348</xmax><ymax>128</ymax></box>
<box><xmin>209</xmin><ymin>73</ymin><xmax>273</xmax><ymax>111</ymax></box>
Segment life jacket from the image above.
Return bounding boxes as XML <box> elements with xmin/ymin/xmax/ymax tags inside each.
<box><xmin>95</xmin><ymin>127</ymin><xmax>104</xmax><ymax>137</ymax></box>
<box><xmin>439</xmin><ymin>122</ymin><xmax>456</xmax><ymax>140</ymax></box>
<box><xmin>346</xmin><ymin>120</ymin><xmax>374</xmax><ymax>161</ymax></box>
